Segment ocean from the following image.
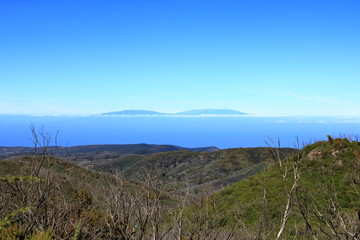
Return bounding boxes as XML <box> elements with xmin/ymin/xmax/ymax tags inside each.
<box><xmin>1</xmin><ymin>115</ymin><xmax>359</xmax><ymax>149</ymax></box>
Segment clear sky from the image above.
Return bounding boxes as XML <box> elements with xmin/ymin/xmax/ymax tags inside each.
<box><xmin>1</xmin><ymin>0</ymin><xmax>359</xmax><ymax>116</ymax></box>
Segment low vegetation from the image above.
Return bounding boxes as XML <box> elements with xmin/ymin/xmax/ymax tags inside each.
<box><xmin>0</xmin><ymin>133</ymin><xmax>359</xmax><ymax>239</ymax></box>
<box><xmin>195</xmin><ymin>137</ymin><xmax>360</xmax><ymax>239</ymax></box>
<box><xmin>88</xmin><ymin>147</ymin><xmax>296</xmax><ymax>194</ymax></box>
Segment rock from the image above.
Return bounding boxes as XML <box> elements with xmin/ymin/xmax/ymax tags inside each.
<box><xmin>308</xmin><ymin>149</ymin><xmax>322</xmax><ymax>160</ymax></box>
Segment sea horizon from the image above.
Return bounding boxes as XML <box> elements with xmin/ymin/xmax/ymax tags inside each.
<box><xmin>1</xmin><ymin>114</ymin><xmax>359</xmax><ymax>149</ymax></box>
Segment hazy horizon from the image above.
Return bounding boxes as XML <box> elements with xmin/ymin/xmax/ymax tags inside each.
<box><xmin>2</xmin><ymin>108</ymin><xmax>360</xmax><ymax>118</ymax></box>
<box><xmin>1</xmin><ymin>114</ymin><xmax>359</xmax><ymax>149</ymax></box>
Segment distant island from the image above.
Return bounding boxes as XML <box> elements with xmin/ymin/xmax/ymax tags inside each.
<box><xmin>103</xmin><ymin>110</ymin><xmax>165</xmax><ymax>116</ymax></box>
<box><xmin>174</xmin><ymin>109</ymin><xmax>247</xmax><ymax>115</ymax></box>
<box><xmin>102</xmin><ymin>109</ymin><xmax>248</xmax><ymax>116</ymax></box>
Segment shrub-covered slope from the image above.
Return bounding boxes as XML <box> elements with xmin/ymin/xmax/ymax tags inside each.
<box><xmin>88</xmin><ymin>147</ymin><xmax>297</xmax><ymax>194</ymax></box>
<box><xmin>0</xmin><ymin>156</ymin><xmax>176</xmax><ymax>239</ymax></box>
<box><xmin>195</xmin><ymin>138</ymin><xmax>360</xmax><ymax>239</ymax></box>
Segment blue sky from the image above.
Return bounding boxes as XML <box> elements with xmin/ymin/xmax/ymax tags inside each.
<box><xmin>1</xmin><ymin>0</ymin><xmax>360</xmax><ymax>116</ymax></box>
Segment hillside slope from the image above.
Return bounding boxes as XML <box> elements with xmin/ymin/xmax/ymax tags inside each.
<box><xmin>0</xmin><ymin>155</ymin><xmax>178</xmax><ymax>239</ymax></box>
<box><xmin>1</xmin><ymin>138</ymin><xmax>358</xmax><ymax>239</ymax></box>
<box><xmin>192</xmin><ymin>138</ymin><xmax>360</xmax><ymax>239</ymax></box>
<box><xmin>87</xmin><ymin>147</ymin><xmax>297</xmax><ymax>194</ymax></box>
